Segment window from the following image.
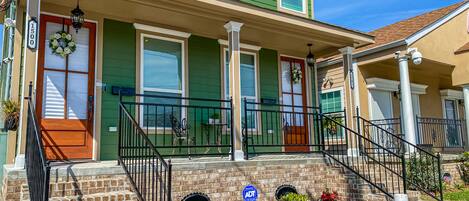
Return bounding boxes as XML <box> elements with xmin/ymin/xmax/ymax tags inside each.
<box><xmin>320</xmin><ymin>89</ymin><xmax>343</xmax><ymax>113</ymax></box>
<box><xmin>224</xmin><ymin>50</ymin><xmax>258</xmax><ymax>129</ymax></box>
<box><xmin>320</xmin><ymin>89</ymin><xmax>344</xmax><ymax>139</ymax></box>
<box><xmin>141</xmin><ymin>35</ymin><xmax>184</xmax><ymax>128</ymax></box>
<box><xmin>280</xmin><ymin>0</ymin><xmax>307</xmax><ymax>13</ymax></box>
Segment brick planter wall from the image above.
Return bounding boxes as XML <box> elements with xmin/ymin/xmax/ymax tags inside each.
<box><xmin>170</xmin><ymin>157</ymin><xmax>388</xmax><ymax>201</ymax></box>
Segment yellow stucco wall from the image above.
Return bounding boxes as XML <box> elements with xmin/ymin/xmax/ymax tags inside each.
<box><xmin>412</xmin><ymin>10</ymin><xmax>469</xmax><ymax>86</ymax></box>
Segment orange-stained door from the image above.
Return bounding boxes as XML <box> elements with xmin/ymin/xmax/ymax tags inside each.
<box><xmin>280</xmin><ymin>57</ymin><xmax>309</xmax><ymax>152</ymax></box>
<box><xmin>36</xmin><ymin>15</ymin><xmax>96</xmax><ymax>160</ymax></box>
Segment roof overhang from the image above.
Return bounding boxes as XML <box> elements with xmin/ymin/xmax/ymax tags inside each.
<box><xmin>39</xmin><ymin>0</ymin><xmax>374</xmax><ymax>57</ymax></box>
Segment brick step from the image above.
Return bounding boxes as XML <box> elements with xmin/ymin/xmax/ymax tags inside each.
<box><xmin>48</xmin><ymin>190</ymin><xmax>138</xmax><ymax>201</ymax></box>
<box><xmin>45</xmin><ymin>178</ymin><xmax>132</xmax><ymax>198</ymax></box>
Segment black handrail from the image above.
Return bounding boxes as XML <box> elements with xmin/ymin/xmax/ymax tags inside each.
<box><xmin>243</xmin><ymin>99</ymin><xmax>323</xmax><ymax>159</ymax></box>
<box><xmin>356</xmin><ymin>112</ymin><xmax>443</xmax><ymax>201</ymax></box>
<box><xmin>118</xmin><ymin>102</ymin><xmax>172</xmax><ymax>201</ymax></box>
<box><xmin>119</xmin><ymin>93</ymin><xmax>234</xmax><ymax>159</ymax></box>
<box><xmin>25</xmin><ymin>83</ymin><xmax>51</xmax><ymax>201</ymax></box>
<box><xmin>322</xmin><ymin>114</ymin><xmax>406</xmax><ymax>199</ymax></box>
<box><xmin>416</xmin><ymin>116</ymin><xmax>467</xmax><ymax>150</ymax></box>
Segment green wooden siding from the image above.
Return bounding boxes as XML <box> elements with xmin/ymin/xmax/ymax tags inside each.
<box><xmin>254</xmin><ymin>48</ymin><xmax>282</xmax><ymax>153</ymax></box>
<box><xmin>98</xmin><ymin>19</ymin><xmax>291</xmax><ymax>158</ymax></box>
<box><xmin>240</xmin><ymin>0</ymin><xmax>277</xmax><ymax>10</ymax></box>
<box><xmin>100</xmin><ymin>19</ymin><xmax>136</xmax><ymax>160</ymax></box>
<box><xmin>188</xmin><ymin>35</ymin><xmax>221</xmax><ymax>100</ymax></box>
<box><xmin>258</xmin><ymin>48</ymin><xmax>278</xmax><ymax>100</ymax></box>
<box><xmin>241</xmin><ymin>0</ymin><xmax>314</xmax><ymax>18</ymax></box>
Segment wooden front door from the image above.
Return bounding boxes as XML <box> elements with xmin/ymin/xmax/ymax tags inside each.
<box><xmin>280</xmin><ymin>57</ymin><xmax>309</xmax><ymax>152</ymax></box>
<box><xmin>36</xmin><ymin>15</ymin><xmax>96</xmax><ymax>160</ymax></box>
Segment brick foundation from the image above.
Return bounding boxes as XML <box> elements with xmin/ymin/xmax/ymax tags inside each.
<box><xmin>0</xmin><ymin>156</ymin><xmax>464</xmax><ymax>201</ymax></box>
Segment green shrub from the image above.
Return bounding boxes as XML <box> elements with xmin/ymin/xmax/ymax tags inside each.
<box><xmin>406</xmin><ymin>153</ymin><xmax>440</xmax><ymax>193</ymax></box>
<box><xmin>280</xmin><ymin>193</ymin><xmax>309</xmax><ymax>201</ymax></box>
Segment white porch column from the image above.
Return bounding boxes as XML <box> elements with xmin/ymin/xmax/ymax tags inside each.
<box><xmin>224</xmin><ymin>21</ymin><xmax>244</xmax><ymax>160</ymax></box>
<box><xmin>463</xmin><ymin>85</ymin><xmax>469</xmax><ymax>150</ymax></box>
<box><xmin>395</xmin><ymin>52</ymin><xmax>417</xmax><ymax>146</ymax></box>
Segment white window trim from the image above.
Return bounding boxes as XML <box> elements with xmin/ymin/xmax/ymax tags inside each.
<box><xmin>367</xmin><ymin>89</ymin><xmax>394</xmax><ymax>121</ymax></box>
<box><xmin>320</xmin><ymin>87</ymin><xmax>346</xmax><ymax>140</ymax></box>
<box><xmin>222</xmin><ymin>48</ymin><xmax>259</xmax><ymax>130</ymax></box>
<box><xmin>139</xmin><ymin>33</ymin><xmax>186</xmax><ymax>130</ymax></box>
<box><xmin>442</xmin><ymin>98</ymin><xmax>460</xmax><ymax>120</ymax></box>
<box><xmin>440</xmin><ymin>89</ymin><xmax>463</xmax><ymax>120</ymax></box>
<box><xmin>279</xmin><ymin>0</ymin><xmax>308</xmax><ymax>14</ymax></box>
<box><xmin>134</xmin><ymin>23</ymin><xmax>191</xmax><ymax>38</ymax></box>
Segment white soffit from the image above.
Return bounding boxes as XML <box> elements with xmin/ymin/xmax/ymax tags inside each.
<box><xmin>366</xmin><ymin>77</ymin><xmax>428</xmax><ymax>94</ymax></box>
<box><xmin>440</xmin><ymin>89</ymin><xmax>464</xmax><ymax>99</ymax></box>
<box><xmin>218</xmin><ymin>39</ymin><xmax>262</xmax><ymax>51</ymax></box>
<box><xmin>133</xmin><ymin>23</ymin><xmax>191</xmax><ymax>38</ymax></box>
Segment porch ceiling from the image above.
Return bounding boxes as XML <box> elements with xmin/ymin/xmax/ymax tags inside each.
<box><xmin>39</xmin><ymin>0</ymin><xmax>374</xmax><ymax>58</ymax></box>
<box><xmin>361</xmin><ymin>57</ymin><xmax>457</xmax><ymax>90</ymax></box>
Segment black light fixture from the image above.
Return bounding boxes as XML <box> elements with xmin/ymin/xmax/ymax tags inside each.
<box><xmin>306</xmin><ymin>43</ymin><xmax>315</xmax><ymax>68</ymax></box>
<box><xmin>71</xmin><ymin>0</ymin><xmax>85</xmax><ymax>33</ymax></box>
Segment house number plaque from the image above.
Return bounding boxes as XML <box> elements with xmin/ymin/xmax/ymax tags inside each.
<box><xmin>27</xmin><ymin>17</ymin><xmax>38</xmax><ymax>50</ymax></box>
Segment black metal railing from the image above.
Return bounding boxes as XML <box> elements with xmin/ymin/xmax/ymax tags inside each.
<box><xmin>370</xmin><ymin>117</ymin><xmax>402</xmax><ymax>136</ymax></box>
<box><xmin>25</xmin><ymin>83</ymin><xmax>51</xmax><ymax>201</ymax></box>
<box><xmin>242</xmin><ymin>100</ymin><xmax>322</xmax><ymax>159</ymax></box>
<box><xmin>118</xmin><ymin>102</ymin><xmax>172</xmax><ymax>201</ymax></box>
<box><xmin>323</xmin><ymin>114</ymin><xmax>406</xmax><ymax>200</ymax></box>
<box><xmin>356</xmin><ymin>113</ymin><xmax>443</xmax><ymax>201</ymax></box>
<box><xmin>358</xmin><ymin>116</ymin><xmax>404</xmax><ymax>155</ymax></box>
<box><xmin>416</xmin><ymin>117</ymin><xmax>467</xmax><ymax>151</ymax></box>
<box><xmin>120</xmin><ymin>94</ymin><xmax>234</xmax><ymax>159</ymax></box>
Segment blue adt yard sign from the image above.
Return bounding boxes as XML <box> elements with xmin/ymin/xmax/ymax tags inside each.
<box><xmin>242</xmin><ymin>185</ymin><xmax>258</xmax><ymax>201</ymax></box>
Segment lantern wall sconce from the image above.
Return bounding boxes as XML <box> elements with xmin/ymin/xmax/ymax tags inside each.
<box><xmin>306</xmin><ymin>43</ymin><xmax>315</xmax><ymax>68</ymax></box>
<box><xmin>71</xmin><ymin>0</ymin><xmax>85</xmax><ymax>33</ymax></box>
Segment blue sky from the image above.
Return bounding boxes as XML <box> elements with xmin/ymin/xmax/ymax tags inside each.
<box><xmin>315</xmin><ymin>0</ymin><xmax>463</xmax><ymax>32</ymax></box>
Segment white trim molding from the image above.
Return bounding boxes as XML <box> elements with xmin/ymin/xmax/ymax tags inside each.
<box><xmin>223</xmin><ymin>21</ymin><xmax>243</xmax><ymax>33</ymax></box>
<box><xmin>440</xmin><ymin>89</ymin><xmax>464</xmax><ymax>100</ymax></box>
<box><xmin>133</xmin><ymin>23</ymin><xmax>191</xmax><ymax>38</ymax></box>
<box><xmin>366</xmin><ymin>77</ymin><xmax>428</xmax><ymax>94</ymax></box>
<box><xmin>218</xmin><ymin>39</ymin><xmax>261</xmax><ymax>51</ymax></box>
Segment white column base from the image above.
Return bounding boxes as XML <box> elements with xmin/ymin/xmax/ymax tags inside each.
<box><xmin>347</xmin><ymin>148</ymin><xmax>360</xmax><ymax>157</ymax></box>
<box><xmin>232</xmin><ymin>150</ymin><xmax>245</xmax><ymax>161</ymax></box>
<box><xmin>13</xmin><ymin>154</ymin><xmax>25</xmax><ymax>169</ymax></box>
<box><xmin>394</xmin><ymin>194</ymin><xmax>408</xmax><ymax>201</ymax></box>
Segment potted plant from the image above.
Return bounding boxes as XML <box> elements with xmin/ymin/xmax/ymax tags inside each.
<box><xmin>320</xmin><ymin>188</ymin><xmax>338</xmax><ymax>201</ymax></box>
<box><xmin>209</xmin><ymin>113</ymin><xmax>220</xmax><ymax>124</ymax></box>
<box><xmin>322</xmin><ymin>115</ymin><xmax>343</xmax><ymax>136</ymax></box>
<box><xmin>2</xmin><ymin>100</ymin><xmax>20</xmax><ymax>131</ymax></box>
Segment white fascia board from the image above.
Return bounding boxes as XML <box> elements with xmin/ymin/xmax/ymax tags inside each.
<box><xmin>440</xmin><ymin>89</ymin><xmax>464</xmax><ymax>100</ymax></box>
<box><xmin>217</xmin><ymin>39</ymin><xmax>261</xmax><ymax>51</ymax></box>
<box><xmin>133</xmin><ymin>23</ymin><xmax>191</xmax><ymax>38</ymax></box>
<box><xmin>366</xmin><ymin>77</ymin><xmax>428</xmax><ymax>94</ymax></box>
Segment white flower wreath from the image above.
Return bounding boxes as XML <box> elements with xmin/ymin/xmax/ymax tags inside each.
<box><xmin>49</xmin><ymin>31</ymin><xmax>76</xmax><ymax>58</ymax></box>
<box><xmin>291</xmin><ymin>67</ymin><xmax>302</xmax><ymax>84</ymax></box>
